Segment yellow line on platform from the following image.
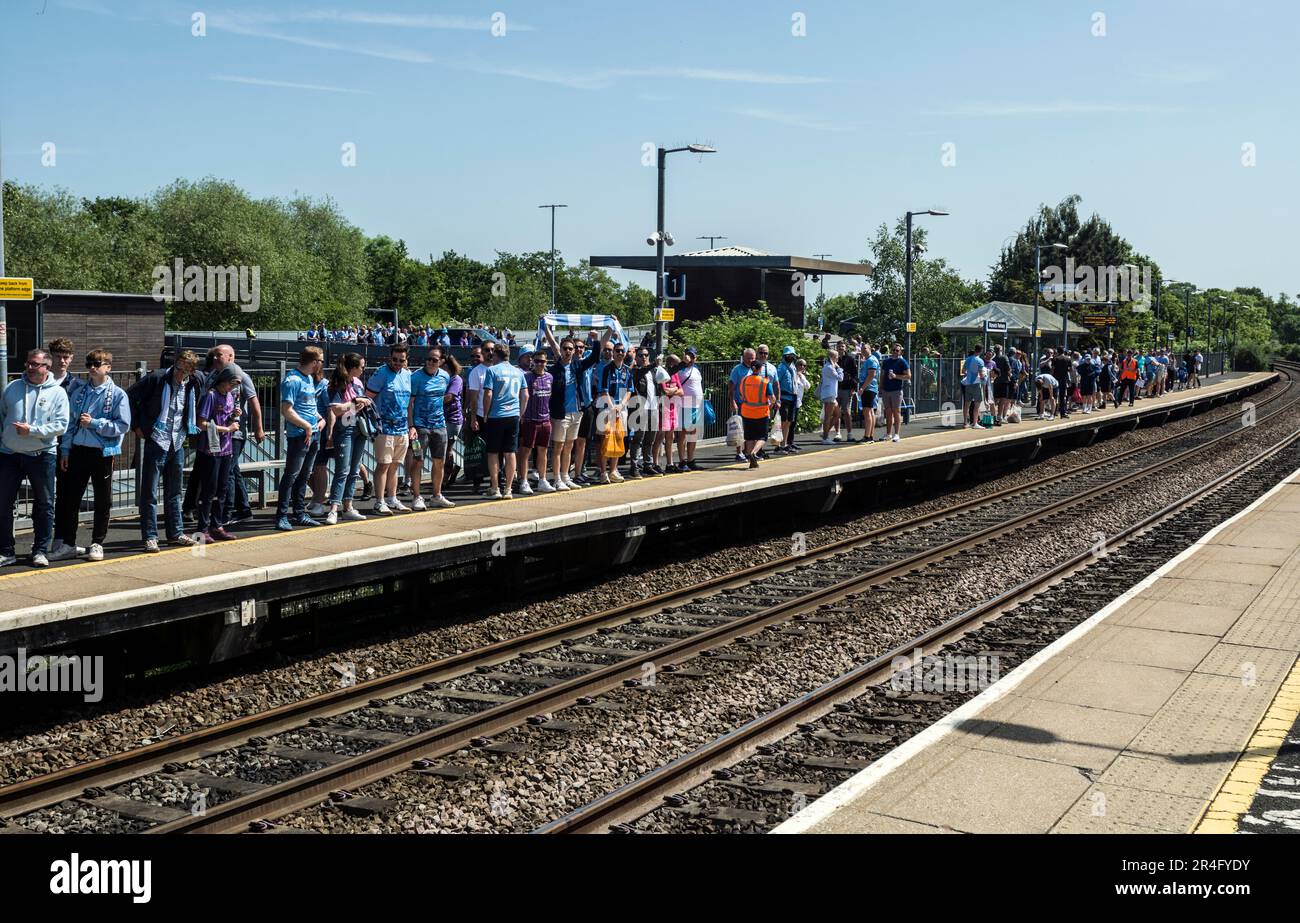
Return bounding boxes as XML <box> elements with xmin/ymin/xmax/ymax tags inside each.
<box><xmin>1194</xmin><ymin>653</ymin><xmax>1300</xmax><ymax>833</ymax></box>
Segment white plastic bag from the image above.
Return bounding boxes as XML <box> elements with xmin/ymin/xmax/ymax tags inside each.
<box><xmin>726</xmin><ymin>414</ymin><xmax>743</xmax><ymax>447</ymax></box>
<box><xmin>1007</xmin><ymin>403</ymin><xmax>1022</xmax><ymax>424</ymax></box>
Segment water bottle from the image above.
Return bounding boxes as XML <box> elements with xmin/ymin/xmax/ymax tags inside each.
<box><xmin>410</xmin><ymin>435</ymin><xmax>421</xmax><ymax>455</ymax></box>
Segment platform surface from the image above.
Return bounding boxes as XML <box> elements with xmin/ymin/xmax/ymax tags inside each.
<box><xmin>779</xmin><ymin>462</ymin><xmax>1300</xmax><ymax>835</ymax></box>
<box><xmin>0</xmin><ymin>371</ymin><xmax>1269</xmax><ymax>643</ymax></box>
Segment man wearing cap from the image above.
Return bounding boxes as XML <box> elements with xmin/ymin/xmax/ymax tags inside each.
<box><xmin>775</xmin><ymin>346</ymin><xmax>800</xmax><ymax>453</ymax></box>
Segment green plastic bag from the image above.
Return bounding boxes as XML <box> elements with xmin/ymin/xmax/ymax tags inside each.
<box><xmin>464</xmin><ymin>434</ymin><xmax>488</xmax><ymax>481</ymax></box>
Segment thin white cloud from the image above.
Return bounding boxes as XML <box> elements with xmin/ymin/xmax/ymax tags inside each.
<box><xmin>207</xmin><ymin>16</ymin><xmax>435</xmax><ymax>64</ymax></box>
<box><xmin>259</xmin><ymin>10</ymin><xmax>535</xmax><ymax>32</ymax></box>
<box><xmin>210</xmin><ymin>74</ymin><xmax>372</xmax><ymax>94</ymax></box>
<box><xmin>459</xmin><ymin>62</ymin><xmax>829</xmax><ymax>90</ymax></box>
<box><xmin>925</xmin><ymin>101</ymin><xmax>1184</xmax><ymax>117</ymax></box>
<box><xmin>732</xmin><ymin>107</ymin><xmax>852</xmax><ymax>132</ymax></box>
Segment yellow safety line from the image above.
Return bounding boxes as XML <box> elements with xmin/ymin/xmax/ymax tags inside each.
<box><xmin>1194</xmin><ymin>653</ymin><xmax>1300</xmax><ymax>833</ymax></box>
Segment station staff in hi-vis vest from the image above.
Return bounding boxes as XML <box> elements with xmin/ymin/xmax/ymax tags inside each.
<box><xmin>738</xmin><ymin>361</ymin><xmax>776</xmax><ymax>469</ymax></box>
<box><xmin>1118</xmin><ymin>349</ymin><xmax>1139</xmax><ymax>407</ymax></box>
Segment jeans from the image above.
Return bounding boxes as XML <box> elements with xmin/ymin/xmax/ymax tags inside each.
<box><xmin>56</xmin><ymin>445</ymin><xmax>114</xmax><ymax>546</ymax></box>
<box><xmin>1057</xmin><ymin>381</ymin><xmax>1070</xmax><ymax>417</ymax></box>
<box><xmin>140</xmin><ymin>439</ymin><xmax>185</xmax><ymax>541</ymax></box>
<box><xmin>276</xmin><ymin>434</ymin><xmax>319</xmax><ymax>518</ymax></box>
<box><xmin>327</xmin><ymin>427</ymin><xmax>362</xmax><ymax>506</ymax></box>
<box><xmin>1117</xmin><ymin>379</ymin><xmax>1137</xmax><ymax>406</ymax></box>
<box><xmin>0</xmin><ymin>451</ymin><xmax>57</xmax><ymax>556</ymax></box>
<box><xmin>218</xmin><ymin>438</ymin><xmax>252</xmax><ymax>523</ymax></box>
<box><xmin>195</xmin><ymin>452</ymin><xmax>233</xmax><ymax>534</ymax></box>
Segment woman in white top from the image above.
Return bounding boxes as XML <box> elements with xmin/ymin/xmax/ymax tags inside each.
<box><xmin>820</xmin><ymin>350</ymin><xmax>844</xmax><ymax>444</ymax></box>
<box><xmin>675</xmin><ymin>350</ymin><xmax>705</xmax><ymax>469</ymax></box>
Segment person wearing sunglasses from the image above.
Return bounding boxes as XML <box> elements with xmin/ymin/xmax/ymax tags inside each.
<box><xmin>0</xmin><ymin>349</ymin><xmax>71</xmax><ymax>567</ymax></box>
<box><xmin>407</xmin><ymin>348</ymin><xmax>455</xmax><ymax>510</ymax></box>
<box><xmin>542</xmin><ymin>324</ymin><xmax>611</xmax><ymax>490</ymax></box>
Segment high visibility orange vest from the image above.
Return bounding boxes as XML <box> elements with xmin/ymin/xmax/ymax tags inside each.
<box><xmin>739</xmin><ymin>373</ymin><xmax>771</xmax><ymax>419</ymax></box>
<box><xmin>1120</xmin><ymin>358</ymin><xmax>1138</xmax><ymax>381</ymax></box>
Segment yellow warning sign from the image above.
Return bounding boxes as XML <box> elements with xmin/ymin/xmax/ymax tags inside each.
<box><xmin>905</xmin><ymin>322</ymin><xmax>917</xmax><ymax>333</ymax></box>
<box><xmin>0</xmin><ymin>278</ymin><xmax>34</xmax><ymax>300</ymax></box>
<box><xmin>655</xmin><ymin>307</ymin><xmax>675</xmax><ymax>322</ymax></box>
<box><xmin>1034</xmin><ymin>328</ymin><xmax>1042</xmax><ymax>338</ymax></box>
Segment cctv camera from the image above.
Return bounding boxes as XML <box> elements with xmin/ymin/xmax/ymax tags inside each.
<box><xmin>664</xmin><ymin>232</ymin><xmax>675</xmax><ymax>246</ymax></box>
<box><xmin>646</xmin><ymin>231</ymin><xmax>661</xmax><ymax>246</ymax></box>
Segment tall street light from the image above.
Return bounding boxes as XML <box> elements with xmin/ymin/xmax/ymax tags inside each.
<box><xmin>1166</xmin><ymin>280</ymin><xmax>1197</xmax><ymax>353</ymax></box>
<box><xmin>538</xmin><ymin>204</ymin><xmax>568</xmax><ymax>314</ymax></box>
<box><xmin>1231</xmin><ymin>300</ymin><xmax>1243</xmax><ymax>370</ymax></box>
<box><xmin>654</xmin><ymin>144</ymin><xmax>716</xmax><ymax>354</ymax></box>
<box><xmin>1033</xmin><ymin>242</ymin><xmax>1068</xmax><ymax>371</ymax></box>
<box><xmin>905</xmin><ymin>210</ymin><xmax>946</xmax><ymax>408</ymax></box>
<box><xmin>812</xmin><ymin>252</ymin><xmax>832</xmax><ymax>331</ymax></box>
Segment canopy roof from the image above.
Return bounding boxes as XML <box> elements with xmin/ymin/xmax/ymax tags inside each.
<box><xmin>590</xmin><ymin>245</ymin><xmax>871</xmax><ymax>276</ymax></box>
<box><xmin>937</xmin><ymin>300</ymin><xmax>1089</xmax><ymax>336</ymax></box>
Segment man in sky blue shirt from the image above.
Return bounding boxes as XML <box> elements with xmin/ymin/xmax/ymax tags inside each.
<box><xmin>276</xmin><ymin>346</ymin><xmax>325</xmax><ymax>529</ymax></box>
<box><xmin>366</xmin><ymin>344</ymin><xmax>415</xmax><ymax>514</ymax></box>
<box><xmin>482</xmin><ymin>341</ymin><xmax>529</xmax><ymax>499</ymax></box>
<box><xmin>859</xmin><ymin>342</ymin><xmax>881</xmax><ymax>441</ymax></box>
<box><xmin>961</xmin><ymin>346</ymin><xmax>986</xmax><ymax>429</ymax></box>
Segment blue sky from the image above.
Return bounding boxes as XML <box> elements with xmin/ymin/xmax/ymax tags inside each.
<box><xmin>2</xmin><ymin>0</ymin><xmax>1297</xmax><ymax>301</ymax></box>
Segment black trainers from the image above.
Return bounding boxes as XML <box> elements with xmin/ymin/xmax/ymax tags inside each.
<box><xmin>748</xmin><ymin>454</ymin><xmax>759</xmax><ymax>469</ymax></box>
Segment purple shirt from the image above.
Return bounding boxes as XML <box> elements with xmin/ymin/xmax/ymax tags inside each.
<box><xmin>198</xmin><ymin>389</ymin><xmax>236</xmax><ymax>456</ymax></box>
<box><xmin>446</xmin><ymin>374</ymin><xmax>464</xmax><ymax>426</ymax></box>
<box><xmin>524</xmin><ymin>371</ymin><xmax>552</xmax><ymax>424</ymax></box>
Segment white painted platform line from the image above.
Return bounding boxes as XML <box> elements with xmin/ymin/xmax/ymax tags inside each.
<box><xmin>773</xmin><ymin>459</ymin><xmax>1300</xmax><ymax>835</ymax></box>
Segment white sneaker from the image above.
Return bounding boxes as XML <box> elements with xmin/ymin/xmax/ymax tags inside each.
<box><xmin>429</xmin><ymin>494</ymin><xmax>455</xmax><ymax>508</ymax></box>
<box><xmin>609</xmin><ymin>470</ymin><xmax>624</xmax><ymax>483</ymax></box>
<box><xmin>325</xmin><ymin>510</ymin><xmax>339</xmax><ymax>525</ymax></box>
<box><xmin>31</xmin><ymin>553</ymin><xmax>49</xmax><ymax>568</ymax></box>
<box><xmin>485</xmin><ymin>487</ymin><xmax>502</xmax><ymax>499</ymax></box>
<box><xmin>341</xmin><ymin>507</ymin><xmax>366</xmax><ymax>521</ymax></box>
<box><xmin>0</xmin><ymin>554</ymin><xmax>16</xmax><ymax>567</ymax></box>
<box><xmin>554</xmin><ymin>478</ymin><xmax>570</xmax><ymax>492</ymax></box>
<box><xmin>821</xmin><ymin>437</ymin><xmax>834</xmax><ymax>445</ymax></box>
<box><xmin>308</xmin><ymin>503</ymin><xmax>328</xmax><ymax>518</ymax></box>
<box><xmin>88</xmin><ymin>543</ymin><xmax>104</xmax><ymax>562</ymax></box>
<box><xmin>46</xmin><ymin>542</ymin><xmax>81</xmax><ymax>562</ymax></box>
<box><xmin>833</xmin><ymin>435</ymin><xmax>842</xmax><ymax>443</ymax></box>
<box><xmin>564</xmin><ymin>477</ymin><xmax>581</xmax><ymax>490</ymax></box>
<box><xmin>517</xmin><ymin>481</ymin><xmax>534</xmax><ymax>495</ymax></box>
<box><xmin>598</xmin><ymin>473</ymin><xmax>611</xmax><ymax>485</ymax></box>
<box><xmin>536</xmin><ymin>479</ymin><xmax>555</xmax><ymax>493</ymax></box>
<box><xmin>891</xmin><ymin>434</ymin><xmax>900</xmax><ymax>443</ymax></box>
<box><xmin>411</xmin><ymin>496</ymin><xmax>427</xmax><ymax>511</ymax></box>
<box><xmin>501</xmin><ymin>490</ymin><xmax>513</xmax><ymax>500</ymax></box>
<box><xmin>388</xmin><ymin>498</ymin><xmax>411</xmax><ymax>512</ymax></box>
<box><xmin>373</xmin><ymin>500</ymin><xmax>393</xmax><ymax>515</ymax></box>
<box><xmin>144</xmin><ymin>538</ymin><xmax>161</xmax><ymax>553</ymax></box>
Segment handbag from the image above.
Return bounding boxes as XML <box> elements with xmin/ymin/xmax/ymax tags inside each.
<box><xmin>602</xmin><ymin>416</ymin><xmax>626</xmax><ymax>456</ymax></box>
<box><xmin>702</xmin><ymin>398</ymin><xmax>717</xmax><ymax>426</ymax></box>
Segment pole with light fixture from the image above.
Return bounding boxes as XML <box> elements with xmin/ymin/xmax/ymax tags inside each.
<box><xmin>904</xmin><ymin>210</ymin><xmax>946</xmax><ymax>410</ymax></box>
<box><xmin>1033</xmin><ymin>242</ymin><xmax>1068</xmax><ymax>372</ymax></box>
<box><xmin>538</xmin><ymin>204</ymin><xmax>567</xmax><ymax>314</ymax></box>
<box><xmin>654</xmin><ymin>144</ymin><xmax>716</xmax><ymax>355</ymax></box>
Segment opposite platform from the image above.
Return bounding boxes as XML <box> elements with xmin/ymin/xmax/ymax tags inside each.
<box><xmin>0</xmin><ymin>371</ymin><xmax>1273</xmax><ymax>653</ymax></box>
<box><xmin>777</xmin><ymin>461</ymin><xmax>1300</xmax><ymax>835</ymax></box>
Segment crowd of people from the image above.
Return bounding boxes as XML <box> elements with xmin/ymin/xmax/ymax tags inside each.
<box><xmin>300</xmin><ymin>322</ymin><xmax>516</xmax><ymax>348</ymax></box>
<box><xmin>0</xmin><ymin>329</ymin><xmax>1215</xmax><ymax>568</ymax></box>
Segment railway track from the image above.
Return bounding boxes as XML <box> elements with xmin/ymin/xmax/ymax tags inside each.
<box><xmin>0</xmin><ymin>369</ymin><xmax>1287</xmax><ymax>834</ymax></box>
<box><xmin>539</xmin><ymin>392</ymin><xmax>1300</xmax><ymax>832</ymax></box>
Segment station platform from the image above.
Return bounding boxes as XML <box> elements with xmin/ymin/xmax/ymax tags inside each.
<box><xmin>776</xmin><ymin>459</ymin><xmax>1300</xmax><ymax>835</ymax></box>
<box><xmin>0</xmin><ymin>371</ymin><xmax>1272</xmax><ymax>657</ymax></box>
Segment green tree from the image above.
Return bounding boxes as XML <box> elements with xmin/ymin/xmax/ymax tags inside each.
<box><xmin>2</xmin><ymin>181</ymin><xmax>109</xmax><ymax>289</ymax></box>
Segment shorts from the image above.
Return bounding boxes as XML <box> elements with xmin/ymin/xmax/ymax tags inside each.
<box><xmin>861</xmin><ymin>391</ymin><xmax>879</xmax><ymax>413</ymax></box>
<box><xmin>520</xmin><ymin>419</ymin><xmax>552</xmax><ymax>448</ymax></box>
<box><xmin>551</xmin><ymin>411</ymin><xmax>582</xmax><ymax>442</ymax></box>
<box><xmin>681</xmin><ymin>404</ymin><xmax>701</xmax><ymax>432</ymax></box>
<box><xmin>993</xmin><ymin>381</ymin><xmax>1013</xmax><ymax>400</ymax></box>
<box><xmin>578</xmin><ymin>404</ymin><xmax>596</xmax><ymax>440</ymax></box>
<box><xmin>741</xmin><ymin>415</ymin><xmax>769</xmax><ymax>442</ymax></box>
<box><xmin>659</xmin><ymin>400</ymin><xmax>678</xmax><ymax>432</ymax></box>
<box><xmin>880</xmin><ymin>390</ymin><xmax>903</xmax><ymax>413</ymax></box>
<box><xmin>837</xmin><ymin>387</ymin><xmax>856</xmax><ymax>413</ymax></box>
<box><xmin>415</xmin><ymin>427</ymin><xmax>448</xmax><ymax>459</ymax></box>
<box><xmin>1079</xmin><ymin>380</ymin><xmax>1096</xmax><ymax>396</ymax></box>
<box><xmin>962</xmin><ymin>383</ymin><xmax>984</xmax><ymax>404</ymax></box>
<box><xmin>594</xmin><ymin>399</ymin><xmax>622</xmax><ymax>436</ymax></box>
<box><xmin>483</xmin><ymin>417</ymin><xmax>521</xmax><ymax>454</ymax></box>
<box><xmin>375</xmin><ymin>433</ymin><xmax>409</xmax><ymax>465</ymax></box>
<box><xmin>780</xmin><ymin>399</ymin><xmax>797</xmax><ymax>424</ymax></box>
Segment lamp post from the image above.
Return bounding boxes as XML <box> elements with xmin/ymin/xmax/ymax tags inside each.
<box><xmin>1166</xmin><ymin>281</ymin><xmax>1196</xmax><ymax>353</ymax></box>
<box><xmin>1231</xmin><ymin>300</ymin><xmax>1243</xmax><ymax>371</ymax></box>
<box><xmin>654</xmin><ymin>144</ymin><xmax>716</xmax><ymax>355</ymax></box>
<box><xmin>538</xmin><ymin>204</ymin><xmax>567</xmax><ymax>314</ymax></box>
<box><xmin>812</xmin><ymin>252</ymin><xmax>832</xmax><ymax>330</ymax></box>
<box><xmin>1032</xmin><ymin>242</ymin><xmax>1068</xmax><ymax>372</ymax></box>
<box><xmin>905</xmin><ymin>210</ymin><xmax>947</xmax><ymax>408</ymax></box>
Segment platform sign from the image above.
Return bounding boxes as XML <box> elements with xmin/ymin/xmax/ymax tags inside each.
<box><xmin>984</xmin><ymin>320</ymin><xmax>1008</xmax><ymax>333</ymax></box>
<box><xmin>905</xmin><ymin>322</ymin><xmax>917</xmax><ymax>333</ymax></box>
<box><xmin>1167</xmin><ymin>333</ymin><xmax>1175</xmax><ymax>340</ymax></box>
<box><xmin>1082</xmin><ymin>315</ymin><xmax>1117</xmax><ymax>327</ymax></box>
<box><xmin>663</xmin><ymin>271</ymin><xmax>686</xmax><ymax>300</ymax></box>
<box><xmin>0</xmin><ymin>278</ymin><xmax>34</xmax><ymax>300</ymax></box>
<box><xmin>654</xmin><ymin>307</ymin><xmax>675</xmax><ymax>322</ymax></box>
